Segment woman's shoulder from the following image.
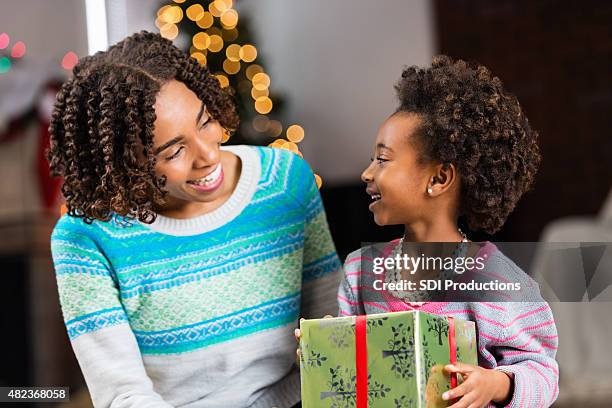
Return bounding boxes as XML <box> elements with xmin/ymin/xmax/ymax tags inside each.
<box><xmin>51</xmin><ymin>213</ymin><xmax>145</xmax><ymax>244</ymax></box>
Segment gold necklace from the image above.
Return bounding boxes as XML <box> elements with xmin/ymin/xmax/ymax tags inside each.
<box><xmin>384</xmin><ymin>228</ymin><xmax>469</xmax><ymax>305</ymax></box>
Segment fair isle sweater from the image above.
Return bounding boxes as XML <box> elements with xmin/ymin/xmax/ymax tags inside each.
<box><xmin>50</xmin><ymin>145</ymin><xmax>342</xmax><ymax>408</ymax></box>
<box><xmin>339</xmin><ymin>241</ymin><xmax>559</xmax><ymax>408</ymax></box>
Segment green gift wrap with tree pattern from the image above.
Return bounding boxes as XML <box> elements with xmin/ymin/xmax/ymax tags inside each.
<box><xmin>299</xmin><ymin>311</ymin><xmax>477</xmax><ymax>408</ymax></box>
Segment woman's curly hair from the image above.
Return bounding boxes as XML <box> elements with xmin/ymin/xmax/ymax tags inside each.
<box><xmin>47</xmin><ymin>31</ymin><xmax>239</xmax><ymax>224</ymax></box>
<box><xmin>396</xmin><ymin>55</ymin><xmax>541</xmax><ymax>234</ymax></box>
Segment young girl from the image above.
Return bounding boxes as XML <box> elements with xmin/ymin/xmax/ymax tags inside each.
<box><xmin>336</xmin><ymin>56</ymin><xmax>559</xmax><ymax>407</ymax></box>
<box><xmin>48</xmin><ymin>31</ymin><xmax>341</xmax><ymax>408</ymax></box>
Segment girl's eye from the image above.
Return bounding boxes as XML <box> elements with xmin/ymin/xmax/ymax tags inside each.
<box><xmin>376</xmin><ymin>157</ymin><xmax>388</xmax><ymax>165</ymax></box>
<box><xmin>167</xmin><ymin>146</ymin><xmax>184</xmax><ymax>160</ymax></box>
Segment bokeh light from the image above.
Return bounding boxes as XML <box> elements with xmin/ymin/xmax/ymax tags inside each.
<box><xmin>0</xmin><ymin>33</ymin><xmax>9</xmax><ymax>49</ymax></box>
<box><xmin>251</xmin><ymin>87</ymin><xmax>269</xmax><ymax>100</ymax></box>
<box><xmin>255</xmin><ymin>97</ymin><xmax>273</xmax><ymax>114</ymax></box>
<box><xmin>186</xmin><ymin>4</ymin><xmax>205</xmax><ymax>21</ymax></box>
<box><xmin>286</xmin><ymin>125</ymin><xmax>305</xmax><ymax>143</ymax></box>
<box><xmin>246</xmin><ymin>64</ymin><xmax>264</xmax><ymax>80</ymax></box>
<box><xmin>155</xmin><ymin>16</ymin><xmax>165</xmax><ymax>29</ymax></box>
<box><xmin>160</xmin><ymin>5</ymin><xmax>183</xmax><ymax>24</ymax></box>
<box><xmin>208</xmin><ymin>1</ymin><xmax>222</xmax><ymax>17</ymax></box>
<box><xmin>0</xmin><ymin>56</ymin><xmax>11</xmax><ymax>74</ymax></box>
<box><xmin>252</xmin><ymin>115</ymin><xmax>269</xmax><ymax>132</ymax></box>
<box><xmin>216</xmin><ymin>73</ymin><xmax>229</xmax><ymax>88</ymax></box>
<box><xmin>225</xmin><ymin>43</ymin><xmax>241</xmax><ymax>61</ymax></box>
<box><xmin>173</xmin><ymin>0</ymin><xmax>186</xmax><ymax>3</ymax></box>
<box><xmin>196</xmin><ymin>12</ymin><xmax>214</xmax><ymax>29</ymax></box>
<box><xmin>252</xmin><ymin>72</ymin><xmax>270</xmax><ymax>90</ymax></box>
<box><xmin>220</xmin><ymin>9</ymin><xmax>239</xmax><ymax>29</ymax></box>
<box><xmin>214</xmin><ymin>0</ymin><xmax>232</xmax><ymax>12</ymax></box>
<box><xmin>239</xmin><ymin>44</ymin><xmax>257</xmax><ymax>62</ymax></box>
<box><xmin>160</xmin><ymin>23</ymin><xmax>179</xmax><ymax>40</ymax></box>
<box><xmin>223</xmin><ymin>59</ymin><xmax>240</xmax><ymax>75</ymax></box>
<box><xmin>157</xmin><ymin>5</ymin><xmax>171</xmax><ymax>17</ymax></box>
<box><xmin>11</xmin><ymin>41</ymin><xmax>26</xmax><ymax>58</ymax></box>
<box><xmin>61</xmin><ymin>51</ymin><xmax>78</xmax><ymax>70</ymax></box>
<box><xmin>193</xmin><ymin>32</ymin><xmax>211</xmax><ymax>50</ymax></box>
<box><xmin>190</xmin><ymin>51</ymin><xmax>207</xmax><ymax>65</ymax></box>
<box><xmin>208</xmin><ymin>35</ymin><xmax>223</xmax><ymax>52</ymax></box>
<box><xmin>285</xmin><ymin>141</ymin><xmax>299</xmax><ymax>153</ymax></box>
<box><xmin>268</xmin><ymin>120</ymin><xmax>283</xmax><ymax>137</ymax></box>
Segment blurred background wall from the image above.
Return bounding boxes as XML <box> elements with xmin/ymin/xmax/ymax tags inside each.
<box><xmin>0</xmin><ymin>1</ymin><xmax>610</xmax><ymax>407</ymax></box>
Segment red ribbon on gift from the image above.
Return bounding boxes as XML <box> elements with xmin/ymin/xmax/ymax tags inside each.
<box><xmin>448</xmin><ymin>316</ymin><xmax>458</xmax><ymax>388</ymax></box>
<box><xmin>354</xmin><ymin>314</ymin><xmax>459</xmax><ymax>408</ymax></box>
<box><xmin>355</xmin><ymin>315</ymin><xmax>368</xmax><ymax>408</ymax></box>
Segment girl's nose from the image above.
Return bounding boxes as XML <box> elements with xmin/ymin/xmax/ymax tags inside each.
<box><xmin>361</xmin><ymin>162</ymin><xmax>374</xmax><ymax>183</ymax></box>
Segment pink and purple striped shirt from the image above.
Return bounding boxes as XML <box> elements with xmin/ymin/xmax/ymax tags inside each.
<box><xmin>338</xmin><ymin>241</ymin><xmax>559</xmax><ymax>408</ymax></box>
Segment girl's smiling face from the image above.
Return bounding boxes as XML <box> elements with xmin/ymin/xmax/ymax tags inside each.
<box><xmin>361</xmin><ymin>112</ymin><xmax>434</xmax><ymax>226</ymax></box>
<box><xmin>152</xmin><ymin>80</ymin><xmax>230</xmax><ymax>214</ymax></box>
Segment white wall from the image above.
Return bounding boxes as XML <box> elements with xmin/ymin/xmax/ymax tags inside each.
<box><xmin>107</xmin><ymin>0</ymin><xmax>159</xmax><ymax>47</ymax></box>
<box><xmin>0</xmin><ymin>0</ymin><xmax>87</xmax><ymax>63</ymax></box>
<box><xmin>0</xmin><ymin>0</ymin><xmax>87</xmax><ymax>218</ymax></box>
<box><xmin>238</xmin><ymin>0</ymin><xmax>436</xmax><ymax>185</ymax></box>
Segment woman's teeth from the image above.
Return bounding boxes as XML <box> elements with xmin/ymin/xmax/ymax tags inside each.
<box><xmin>371</xmin><ymin>194</ymin><xmax>381</xmax><ymax>201</ymax></box>
<box><xmin>189</xmin><ymin>164</ymin><xmax>222</xmax><ymax>186</ymax></box>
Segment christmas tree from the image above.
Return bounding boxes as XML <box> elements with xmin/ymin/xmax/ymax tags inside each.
<box><xmin>154</xmin><ymin>1</ymin><xmax>321</xmax><ymax>187</ymax></box>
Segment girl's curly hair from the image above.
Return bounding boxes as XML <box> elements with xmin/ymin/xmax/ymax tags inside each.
<box><xmin>396</xmin><ymin>55</ymin><xmax>541</xmax><ymax>234</ymax></box>
<box><xmin>47</xmin><ymin>31</ymin><xmax>239</xmax><ymax>224</ymax></box>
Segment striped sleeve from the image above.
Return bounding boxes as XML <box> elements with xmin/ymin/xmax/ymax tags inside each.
<box><xmin>337</xmin><ymin>249</ymin><xmax>363</xmax><ymax>316</ymax></box>
<box><xmin>489</xmin><ymin>302</ymin><xmax>560</xmax><ymax>408</ymax></box>
<box><xmin>285</xmin><ymin>153</ymin><xmax>342</xmax><ymax>319</ymax></box>
<box><xmin>51</xmin><ymin>219</ymin><xmax>173</xmax><ymax>408</ymax></box>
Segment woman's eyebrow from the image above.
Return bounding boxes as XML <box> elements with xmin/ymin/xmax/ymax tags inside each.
<box><xmin>196</xmin><ymin>102</ymin><xmax>206</xmax><ymax>125</ymax></box>
<box><xmin>154</xmin><ymin>136</ymin><xmax>185</xmax><ymax>155</ymax></box>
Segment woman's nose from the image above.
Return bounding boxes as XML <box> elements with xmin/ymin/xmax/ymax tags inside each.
<box><xmin>193</xmin><ymin>140</ymin><xmax>219</xmax><ymax>169</ymax></box>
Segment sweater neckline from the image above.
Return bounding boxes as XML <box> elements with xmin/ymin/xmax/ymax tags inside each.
<box><xmin>140</xmin><ymin>145</ymin><xmax>260</xmax><ymax>236</ymax></box>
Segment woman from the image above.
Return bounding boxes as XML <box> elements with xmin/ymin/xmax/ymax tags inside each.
<box><xmin>48</xmin><ymin>31</ymin><xmax>340</xmax><ymax>407</ymax></box>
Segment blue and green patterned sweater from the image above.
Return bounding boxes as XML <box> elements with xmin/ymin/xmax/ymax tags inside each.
<box><xmin>51</xmin><ymin>145</ymin><xmax>342</xmax><ymax>408</ymax></box>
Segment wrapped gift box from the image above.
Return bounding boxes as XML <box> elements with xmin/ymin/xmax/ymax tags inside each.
<box><xmin>299</xmin><ymin>311</ymin><xmax>477</xmax><ymax>408</ymax></box>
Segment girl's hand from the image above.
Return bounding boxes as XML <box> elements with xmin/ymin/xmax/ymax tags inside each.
<box><xmin>442</xmin><ymin>362</ymin><xmax>513</xmax><ymax>408</ymax></box>
<box><xmin>294</xmin><ymin>315</ymin><xmax>333</xmax><ymax>366</ymax></box>
<box><xmin>294</xmin><ymin>318</ymin><xmax>304</xmax><ymax>366</ymax></box>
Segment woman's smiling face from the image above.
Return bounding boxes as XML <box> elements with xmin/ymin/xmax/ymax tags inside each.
<box><xmin>361</xmin><ymin>112</ymin><xmax>434</xmax><ymax>226</ymax></box>
<box><xmin>152</xmin><ymin>80</ymin><xmax>227</xmax><ymax>211</ymax></box>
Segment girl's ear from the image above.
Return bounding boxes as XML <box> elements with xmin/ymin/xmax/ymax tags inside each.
<box><xmin>428</xmin><ymin>163</ymin><xmax>457</xmax><ymax>196</ymax></box>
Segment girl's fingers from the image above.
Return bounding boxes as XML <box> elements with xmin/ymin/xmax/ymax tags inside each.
<box><xmin>442</xmin><ymin>380</ymin><xmax>471</xmax><ymax>401</ymax></box>
<box><xmin>446</xmin><ymin>391</ymin><xmax>477</xmax><ymax>408</ymax></box>
<box><xmin>444</xmin><ymin>362</ymin><xmax>475</xmax><ymax>374</ymax></box>
<box><xmin>294</xmin><ymin>328</ymin><xmax>301</xmax><ymax>341</ymax></box>
<box><xmin>323</xmin><ymin>315</ymin><xmax>333</xmax><ymax>319</ymax></box>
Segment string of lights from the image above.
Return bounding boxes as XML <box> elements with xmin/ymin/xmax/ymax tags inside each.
<box><xmin>156</xmin><ymin>0</ymin><xmax>322</xmax><ymax>188</ymax></box>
